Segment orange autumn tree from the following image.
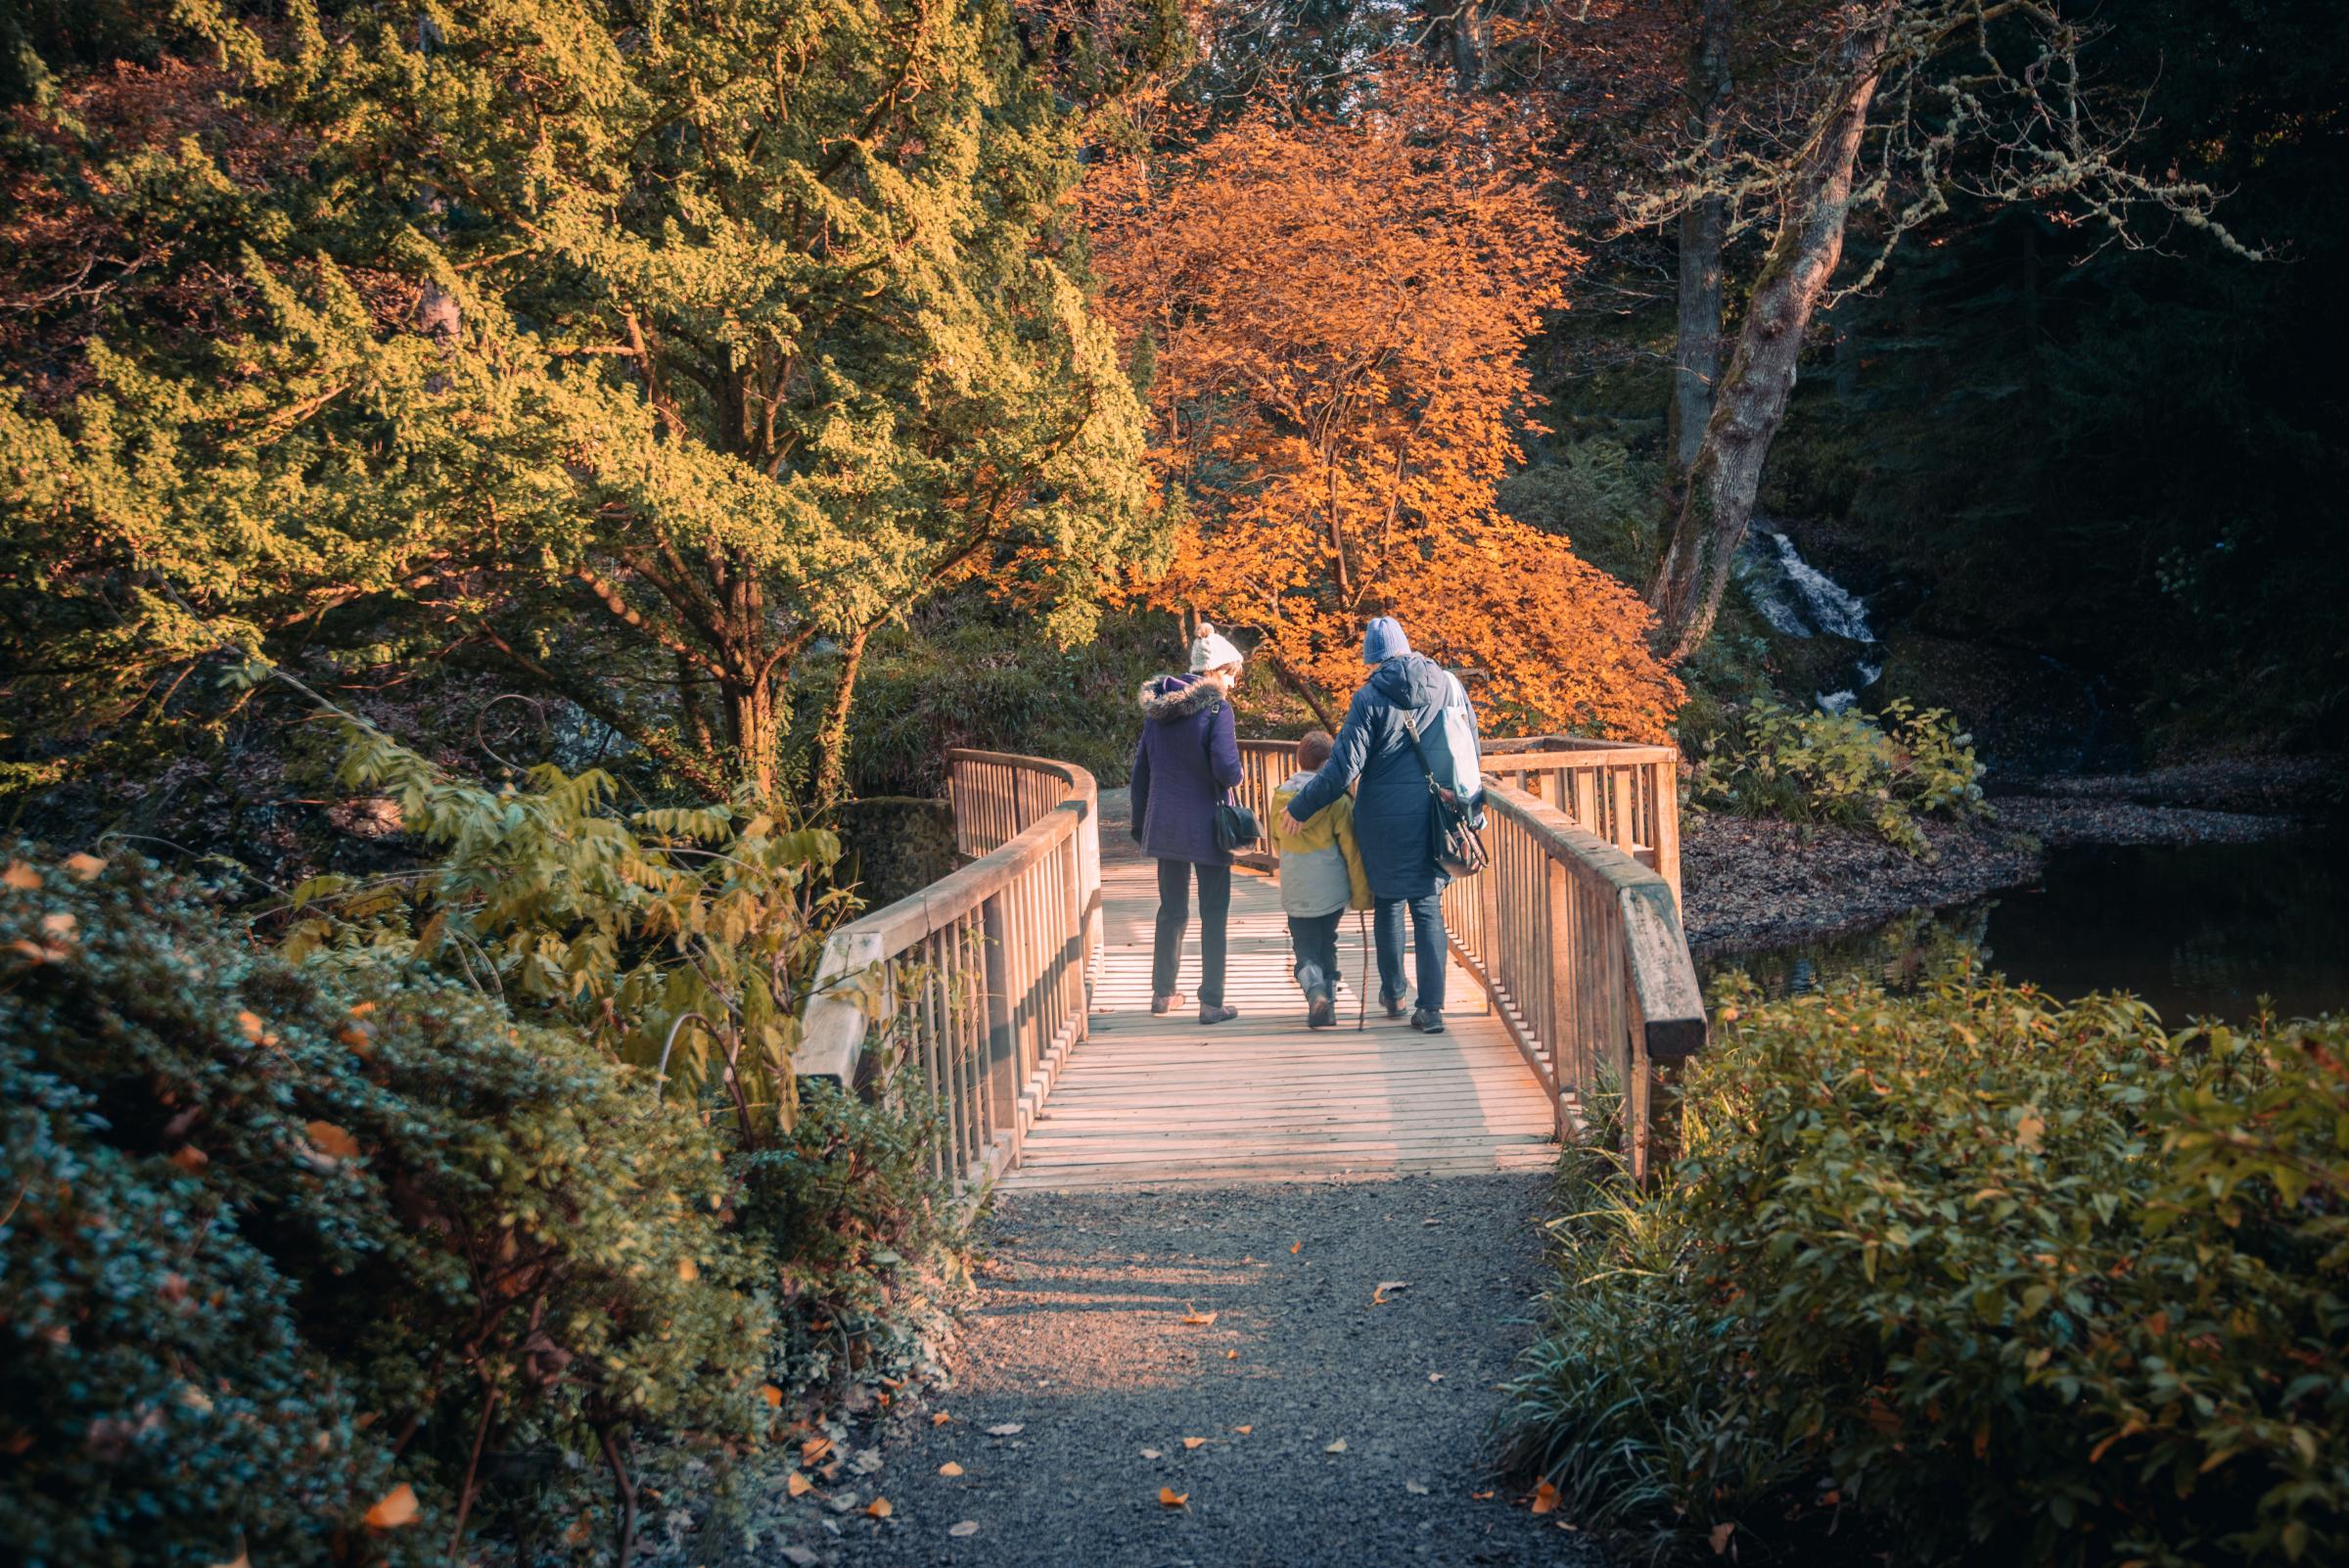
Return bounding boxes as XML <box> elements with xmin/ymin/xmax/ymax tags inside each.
<box><xmin>1086</xmin><ymin>82</ymin><xmax>1682</xmax><ymax>739</ymax></box>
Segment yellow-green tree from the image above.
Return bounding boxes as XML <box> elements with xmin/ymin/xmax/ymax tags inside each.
<box><xmin>0</xmin><ymin>0</ymin><xmax>1163</xmax><ymax>799</ymax></box>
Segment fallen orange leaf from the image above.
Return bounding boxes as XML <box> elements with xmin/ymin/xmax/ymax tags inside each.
<box><xmin>760</xmin><ymin>1384</ymin><xmax>784</xmax><ymax>1408</ymax></box>
<box><xmin>305</xmin><ymin>1121</ymin><xmax>360</xmax><ymax>1160</ymax></box>
<box><xmin>207</xmin><ymin>1551</ymin><xmax>248</xmax><ymax>1568</ymax></box>
<box><xmin>1223</xmin><ymin>1350</ymin><xmax>1238</xmax><ymax>1360</ymax></box>
<box><xmin>2</xmin><ymin>861</ymin><xmax>37</xmax><ymax>891</ymax></box>
<box><xmin>1473</xmin><ymin>1490</ymin><xmax>1496</xmax><ymax>1500</ymax></box>
<box><xmin>932</xmin><ymin>1410</ymin><xmax>952</xmax><ymax>1427</ymax></box>
<box><xmin>62</xmin><ymin>853</ymin><xmax>106</xmax><ymax>882</ymax></box>
<box><xmin>786</xmin><ymin>1472</ymin><xmax>812</xmax><ymax>1499</ymax></box>
<box><xmin>1181</xmin><ymin>1437</ymin><xmax>1208</xmax><ymax>1451</ymax></box>
<box><xmin>939</xmin><ymin>1461</ymin><xmax>964</xmax><ymax>1477</ymax></box>
<box><xmin>236</xmin><ymin>1011</ymin><xmax>266</xmax><ymax>1042</ymax></box>
<box><xmin>1158</xmin><ymin>1487</ymin><xmax>1188</xmax><ymax>1507</ymax></box>
<box><xmin>1708</xmin><ymin>1521</ymin><xmax>1735</xmax><ymax>1554</ymax></box>
<box><xmin>801</xmin><ymin>1436</ymin><xmax>833</xmax><ymax>1465</ymax></box>
<box><xmin>1290</xmin><ymin>1241</ymin><xmax>1303</xmax><ymax>1254</ymax></box>
<box><xmin>364</xmin><ymin>1483</ymin><xmax>420</xmax><ymax>1529</ymax></box>
<box><xmin>1179</xmin><ymin>1304</ymin><xmax>1217</xmax><ymax>1326</ymax></box>
<box><xmin>865</xmin><ymin>1497</ymin><xmax>892</xmax><ymax>1519</ymax></box>
<box><xmin>1231</xmin><ymin>1425</ymin><xmax>1252</xmax><ymax>1435</ymax></box>
<box><xmin>169</xmin><ymin>1146</ymin><xmax>209</xmax><ymax>1174</ymax></box>
<box><xmin>1530</xmin><ymin>1479</ymin><xmax>1560</xmax><ymax>1515</ymax></box>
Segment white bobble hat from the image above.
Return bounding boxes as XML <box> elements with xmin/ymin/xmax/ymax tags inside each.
<box><xmin>1188</xmin><ymin>622</ymin><xmax>1243</xmax><ymax>672</ymax></box>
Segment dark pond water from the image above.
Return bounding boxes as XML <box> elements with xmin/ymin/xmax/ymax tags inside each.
<box><xmin>1705</xmin><ymin>829</ymin><xmax>2349</xmax><ymax>1022</ymax></box>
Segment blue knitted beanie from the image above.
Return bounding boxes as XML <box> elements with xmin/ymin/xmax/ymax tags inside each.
<box><xmin>1360</xmin><ymin>616</ymin><xmax>1410</xmax><ymax>664</ymax></box>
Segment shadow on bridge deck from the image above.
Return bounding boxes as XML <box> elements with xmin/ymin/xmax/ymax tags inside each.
<box><xmin>998</xmin><ymin>829</ymin><xmax>1559</xmax><ymax>1191</ymax></box>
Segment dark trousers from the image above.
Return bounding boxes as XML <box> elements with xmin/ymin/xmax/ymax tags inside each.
<box><xmin>1153</xmin><ymin>858</ymin><xmax>1231</xmax><ymax>1005</ymax></box>
<box><xmin>1286</xmin><ymin>911</ymin><xmax>1344</xmax><ymax>998</ymax></box>
<box><xmin>1374</xmin><ymin>893</ymin><xmax>1447</xmax><ymax>1012</ymax></box>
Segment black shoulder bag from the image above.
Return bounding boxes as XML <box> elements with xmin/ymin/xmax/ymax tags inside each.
<box><xmin>1207</xmin><ymin>697</ymin><xmax>1261</xmax><ymax>853</ymax></box>
<box><xmin>1215</xmin><ymin>791</ymin><xmax>1261</xmax><ymax>853</ymax></box>
<box><xmin>1401</xmin><ymin>711</ymin><xmax>1489</xmax><ymax>879</ymax></box>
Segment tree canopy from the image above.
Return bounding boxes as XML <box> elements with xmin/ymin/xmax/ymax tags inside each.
<box><xmin>0</xmin><ymin>0</ymin><xmax>1163</xmax><ymax>800</ymax></box>
<box><xmin>1087</xmin><ymin>82</ymin><xmax>1683</xmax><ymax>737</ymax></box>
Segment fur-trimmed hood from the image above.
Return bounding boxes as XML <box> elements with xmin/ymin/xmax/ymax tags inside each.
<box><xmin>1137</xmin><ymin>672</ymin><xmax>1223</xmax><ymax>723</ymax></box>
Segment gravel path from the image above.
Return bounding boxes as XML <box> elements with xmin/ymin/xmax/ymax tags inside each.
<box><xmin>819</xmin><ymin>1175</ymin><xmax>1604</xmax><ymax>1568</ymax></box>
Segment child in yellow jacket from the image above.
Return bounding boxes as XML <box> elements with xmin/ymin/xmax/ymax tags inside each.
<box><xmin>1271</xmin><ymin>729</ymin><xmax>1373</xmax><ymax>1029</ymax></box>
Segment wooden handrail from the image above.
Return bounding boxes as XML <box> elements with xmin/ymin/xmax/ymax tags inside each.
<box><xmin>1236</xmin><ymin>735</ymin><xmax>1681</xmax><ymax>904</ymax></box>
<box><xmin>1446</xmin><ymin>779</ymin><xmax>1705</xmax><ymax>1180</ymax></box>
<box><xmin>797</xmin><ymin>751</ymin><xmax>1099</xmax><ymax>1192</ymax></box>
<box><xmin>1231</xmin><ymin>733</ymin><xmax>1703</xmax><ymax>1176</ymax></box>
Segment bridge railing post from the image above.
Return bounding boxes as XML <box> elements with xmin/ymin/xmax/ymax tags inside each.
<box><xmin>980</xmin><ymin>888</ymin><xmax>1018</xmax><ymax>1146</ymax></box>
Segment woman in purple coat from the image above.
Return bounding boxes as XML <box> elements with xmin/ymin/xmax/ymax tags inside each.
<box><xmin>1128</xmin><ymin>623</ymin><xmax>1246</xmax><ymax>1024</ymax></box>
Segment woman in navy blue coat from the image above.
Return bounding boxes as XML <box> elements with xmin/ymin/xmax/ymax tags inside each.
<box><xmin>1278</xmin><ymin>617</ymin><xmax>1478</xmax><ymax>1034</ymax></box>
<box><xmin>1129</xmin><ymin>623</ymin><xmax>1246</xmax><ymax>1024</ymax></box>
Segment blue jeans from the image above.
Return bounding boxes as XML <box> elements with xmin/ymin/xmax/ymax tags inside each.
<box><xmin>1374</xmin><ymin>894</ymin><xmax>1446</xmax><ymax>1012</ymax></box>
<box><xmin>1287</xmin><ymin>911</ymin><xmax>1344</xmax><ymax>999</ymax></box>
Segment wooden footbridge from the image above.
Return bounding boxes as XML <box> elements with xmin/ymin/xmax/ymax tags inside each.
<box><xmin>800</xmin><ymin>740</ymin><xmax>1706</xmax><ymax>1189</ymax></box>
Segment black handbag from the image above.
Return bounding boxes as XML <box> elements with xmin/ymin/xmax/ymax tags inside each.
<box><xmin>1206</xmin><ymin>695</ymin><xmax>1260</xmax><ymax>853</ymax></box>
<box><xmin>1215</xmin><ymin>793</ymin><xmax>1262</xmax><ymax>853</ymax></box>
<box><xmin>1402</xmin><ymin>712</ymin><xmax>1489</xmax><ymax>879</ymax></box>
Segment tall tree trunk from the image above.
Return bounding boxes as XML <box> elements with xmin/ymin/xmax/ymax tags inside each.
<box><xmin>1667</xmin><ymin>0</ymin><xmax>1734</xmax><ymax>477</ymax></box>
<box><xmin>1647</xmin><ymin>7</ymin><xmax>1892</xmax><ymax>663</ymax></box>
<box><xmin>809</xmin><ymin>625</ymin><xmax>873</xmax><ymax>807</ymax></box>
<box><xmin>1448</xmin><ymin>0</ymin><xmax>1490</xmax><ymax>89</ymax></box>
<box><xmin>722</xmin><ymin>675</ymin><xmax>776</xmax><ymax>799</ymax></box>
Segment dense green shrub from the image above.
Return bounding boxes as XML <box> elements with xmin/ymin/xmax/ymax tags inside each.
<box><xmin>1</xmin><ymin>849</ymin><xmax>771</xmax><ymax>1567</ymax></box>
<box><xmin>1687</xmin><ymin>697</ymin><xmax>1987</xmax><ymax>853</ymax></box>
<box><xmin>1503</xmin><ymin>978</ymin><xmax>2349</xmax><ymax>1566</ymax></box>
<box><xmin>737</xmin><ymin>1079</ymin><xmax>971</xmax><ymax>1399</ymax></box>
<box><xmin>830</xmin><ymin>602</ymin><xmax>1182</xmax><ymax>794</ymax></box>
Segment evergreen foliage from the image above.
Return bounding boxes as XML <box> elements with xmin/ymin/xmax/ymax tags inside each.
<box><xmin>0</xmin><ymin>847</ymin><xmax>770</xmax><ymax>1566</ymax></box>
<box><xmin>0</xmin><ymin>0</ymin><xmax>1161</xmax><ymax>800</ymax></box>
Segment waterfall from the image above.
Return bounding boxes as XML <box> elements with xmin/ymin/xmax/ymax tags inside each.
<box><xmin>1766</xmin><ymin>529</ymin><xmax>1875</xmax><ymax>644</ymax></box>
<box><xmin>1734</xmin><ymin>524</ymin><xmax>1882</xmax><ymax>713</ymax></box>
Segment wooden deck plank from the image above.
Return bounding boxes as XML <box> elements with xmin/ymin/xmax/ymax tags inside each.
<box><xmin>996</xmin><ymin>857</ymin><xmax>1558</xmax><ymax>1191</ymax></box>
